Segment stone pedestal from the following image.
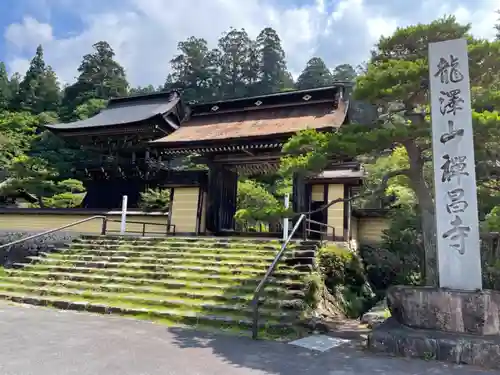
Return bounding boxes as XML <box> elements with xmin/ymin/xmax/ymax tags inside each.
<box><xmin>367</xmin><ymin>286</ymin><xmax>500</xmax><ymax>369</ymax></box>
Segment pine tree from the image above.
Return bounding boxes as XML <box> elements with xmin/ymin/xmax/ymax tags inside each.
<box><xmin>295</xmin><ymin>57</ymin><xmax>334</xmax><ymax>90</ymax></box>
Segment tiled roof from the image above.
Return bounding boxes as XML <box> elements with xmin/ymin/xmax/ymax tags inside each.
<box><xmin>152</xmin><ymin>100</ymin><xmax>347</xmax><ymax>145</ymax></box>
<box><xmin>45</xmin><ymin>92</ymin><xmax>180</xmax><ymax>130</ymax></box>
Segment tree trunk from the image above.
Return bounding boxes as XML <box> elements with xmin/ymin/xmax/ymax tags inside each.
<box><xmin>404</xmin><ymin>141</ymin><xmax>439</xmax><ymax>287</ymax></box>
<box><xmin>37</xmin><ymin>195</ymin><xmax>45</xmax><ymax>209</ymax></box>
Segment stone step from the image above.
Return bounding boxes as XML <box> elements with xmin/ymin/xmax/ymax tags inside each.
<box><xmin>80</xmin><ymin>235</ymin><xmax>318</xmax><ymax>246</ymax></box>
<box><xmin>5</xmin><ymin>269</ymin><xmax>304</xmax><ymax>288</ymax></box>
<box><xmin>74</xmin><ymin>238</ymin><xmax>319</xmax><ymax>252</ymax></box>
<box><xmin>14</xmin><ymin>262</ymin><xmax>308</xmax><ymax>280</ymax></box>
<box><xmin>32</xmin><ymin>253</ymin><xmax>277</xmax><ymax>266</ymax></box>
<box><xmin>0</xmin><ymin>282</ymin><xmax>304</xmax><ymax>317</ymax></box>
<box><xmin>25</xmin><ymin>257</ymin><xmax>313</xmax><ymax>273</ymax></box>
<box><xmin>49</xmin><ymin>248</ymin><xmax>315</xmax><ymax>263</ymax></box>
<box><xmin>0</xmin><ymin>234</ymin><xmax>319</xmax><ymax>338</ymax></box>
<box><xmin>0</xmin><ymin>292</ymin><xmax>297</xmax><ymax>334</ymax></box>
<box><xmin>1</xmin><ymin>275</ymin><xmax>302</xmax><ymax>297</ymax></box>
<box><xmin>0</xmin><ymin>276</ymin><xmax>305</xmax><ymax>303</ymax></box>
<box><xmin>67</xmin><ymin>242</ymin><xmax>287</xmax><ymax>255</ymax></box>
<box><xmin>45</xmin><ymin>250</ymin><xmax>280</xmax><ymax>263</ymax></box>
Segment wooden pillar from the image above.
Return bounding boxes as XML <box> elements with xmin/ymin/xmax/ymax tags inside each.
<box><xmin>206</xmin><ymin>165</ymin><xmax>238</xmax><ymax>234</ymax></box>
<box><xmin>292</xmin><ymin>174</ymin><xmax>309</xmax><ymax>238</ymax></box>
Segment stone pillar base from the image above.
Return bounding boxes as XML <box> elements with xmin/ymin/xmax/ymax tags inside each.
<box><xmin>367</xmin><ymin>286</ymin><xmax>500</xmax><ymax>369</ymax></box>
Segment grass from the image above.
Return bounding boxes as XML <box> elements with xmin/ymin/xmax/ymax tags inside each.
<box><xmin>0</xmin><ymin>235</ymin><xmax>317</xmax><ymax>340</ymax></box>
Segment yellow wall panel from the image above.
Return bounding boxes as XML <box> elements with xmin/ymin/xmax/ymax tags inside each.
<box><xmin>326</xmin><ymin>184</ymin><xmax>344</xmax><ymax>238</ymax></box>
<box><xmin>358</xmin><ymin>217</ymin><xmax>390</xmax><ymax>244</ymax></box>
<box><xmin>170</xmin><ymin>187</ymin><xmax>200</xmax><ymax>233</ymax></box>
<box><xmin>311</xmin><ymin>184</ymin><xmax>324</xmax><ymax>202</ymax></box>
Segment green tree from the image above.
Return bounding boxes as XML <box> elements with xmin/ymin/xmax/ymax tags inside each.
<box><xmin>256</xmin><ymin>27</ymin><xmax>293</xmax><ymax>94</ymax></box>
<box><xmin>0</xmin><ymin>62</ymin><xmax>11</xmax><ymax>110</ymax></box>
<box><xmin>295</xmin><ymin>57</ymin><xmax>334</xmax><ymax>90</ymax></box>
<box><xmin>217</xmin><ymin>28</ymin><xmax>254</xmax><ymax>98</ymax></box>
<box><xmin>8</xmin><ymin>72</ymin><xmax>21</xmax><ymax>107</ymax></box>
<box><xmin>129</xmin><ymin>85</ymin><xmax>160</xmax><ymax>95</ymax></box>
<box><xmin>138</xmin><ymin>188</ymin><xmax>170</xmax><ymax>212</ymax></box>
<box><xmin>280</xmin><ymin>16</ymin><xmax>500</xmax><ymax>286</ymax></box>
<box><xmin>331</xmin><ymin>63</ymin><xmax>357</xmax><ymax>82</ymax></box>
<box><xmin>0</xmin><ymin>111</ymin><xmax>38</xmax><ymax>167</ymax></box>
<box><xmin>74</xmin><ymin>98</ymin><xmax>107</xmax><ymax>120</ymax></box>
<box><xmin>235</xmin><ymin>179</ymin><xmax>288</xmax><ymax>225</ymax></box>
<box><xmin>164</xmin><ymin>37</ymin><xmax>219</xmax><ymax>102</ymax></box>
<box><xmin>495</xmin><ymin>10</ymin><xmax>500</xmax><ymax>40</ymax></box>
<box><xmin>61</xmin><ymin>41</ymin><xmax>128</xmax><ymax>118</ymax></box>
<box><xmin>2</xmin><ymin>155</ymin><xmax>85</xmax><ymax>208</ymax></box>
<box><xmin>37</xmin><ymin>66</ymin><xmax>61</xmax><ymax>113</ymax></box>
<box><xmin>362</xmin><ymin>146</ymin><xmax>416</xmax><ymax>208</ymax></box>
<box><xmin>13</xmin><ymin>45</ymin><xmax>60</xmax><ymax>114</ymax></box>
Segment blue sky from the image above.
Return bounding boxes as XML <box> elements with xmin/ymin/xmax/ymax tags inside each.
<box><xmin>0</xmin><ymin>0</ymin><xmax>499</xmax><ymax>87</ymax></box>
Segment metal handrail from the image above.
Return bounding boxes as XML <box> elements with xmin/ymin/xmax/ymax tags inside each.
<box><xmin>304</xmin><ymin>217</ymin><xmax>337</xmax><ymax>241</ymax></box>
<box><xmin>250</xmin><ymin>214</ymin><xmax>306</xmax><ymax>339</ymax></box>
<box><xmin>105</xmin><ymin>219</ymin><xmax>176</xmax><ymax>236</ymax></box>
<box><xmin>0</xmin><ymin>215</ymin><xmax>107</xmax><ymax>251</ymax></box>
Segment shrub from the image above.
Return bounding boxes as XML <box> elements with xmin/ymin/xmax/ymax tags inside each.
<box><xmin>317</xmin><ymin>244</ymin><xmax>375</xmax><ymax>318</ymax></box>
<box><xmin>358</xmin><ymin>206</ymin><xmax>422</xmax><ymax>291</ymax></box>
<box><xmin>317</xmin><ymin>244</ymin><xmax>366</xmax><ymax>288</ymax></box>
<box><xmin>138</xmin><ymin>188</ymin><xmax>170</xmax><ymax>212</ymax></box>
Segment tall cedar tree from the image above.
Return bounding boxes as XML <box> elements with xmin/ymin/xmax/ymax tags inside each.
<box><xmin>256</xmin><ymin>27</ymin><xmax>294</xmax><ymax>94</ymax></box>
<box><xmin>61</xmin><ymin>41</ymin><xmax>128</xmax><ymax>119</ymax></box>
<box><xmin>14</xmin><ymin>45</ymin><xmax>60</xmax><ymax>114</ymax></box>
<box><xmin>164</xmin><ymin>37</ymin><xmax>219</xmax><ymax>103</ymax></box>
<box><xmin>0</xmin><ymin>62</ymin><xmax>11</xmax><ymax>111</ymax></box>
<box><xmin>331</xmin><ymin>63</ymin><xmax>357</xmax><ymax>81</ymax></box>
<box><xmin>217</xmin><ymin>28</ymin><xmax>255</xmax><ymax>98</ymax></box>
<box><xmin>295</xmin><ymin>57</ymin><xmax>334</xmax><ymax>90</ymax></box>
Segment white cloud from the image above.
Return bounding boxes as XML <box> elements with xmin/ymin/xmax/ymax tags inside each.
<box><xmin>4</xmin><ymin>16</ymin><xmax>53</xmax><ymax>52</ymax></box>
<box><xmin>3</xmin><ymin>0</ymin><xmax>500</xmax><ymax>87</ymax></box>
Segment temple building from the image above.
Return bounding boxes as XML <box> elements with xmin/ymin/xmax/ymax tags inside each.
<box><xmin>44</xmin><ymin>85</ymin><xmax>384</xmax><ymax>243</ymax></box>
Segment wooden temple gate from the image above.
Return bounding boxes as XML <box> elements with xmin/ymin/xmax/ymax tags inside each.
<box><xmin>44</xmin><ymin>85</ymin><xmax>364</xmax><ymax>240</ymax></box>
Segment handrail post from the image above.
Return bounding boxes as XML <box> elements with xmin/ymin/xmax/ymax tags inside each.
<box><xmin>302</xmin><ymin>216</ymin><xmax>307</xmax><ymax>241</ymax></box>
<box><xmin>142</xmin><ymin>223</ymin><xmax>146</xmax><ymax>237</ymax></box>
<box><xmin>251</xmin><ymin>299</ymin><xmax>259</xmax><ymax>339</ymax></box>
<box><xmin>101</xmin><ymin>217</ymin><xmax>107</xmax><ymax>235</ymax></box>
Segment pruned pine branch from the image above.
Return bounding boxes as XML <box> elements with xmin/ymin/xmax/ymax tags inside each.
<box><xmin>293</xmin><ymin>168</ymin><xmax>411</xmax><ymax>217</ymax></box>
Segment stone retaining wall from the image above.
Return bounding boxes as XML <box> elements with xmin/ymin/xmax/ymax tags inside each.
<box><xmin>0</xmin><ymin>230</ymin><xmax>77</xmax><ymax>266</ymax></box>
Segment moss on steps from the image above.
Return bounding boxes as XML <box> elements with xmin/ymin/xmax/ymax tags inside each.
<box><xmin>0</xmin><ymin>236</ymin><xmax>320</xmax><ymax>339</ymax></box>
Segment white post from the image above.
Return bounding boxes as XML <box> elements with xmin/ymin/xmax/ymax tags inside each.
<box><xmin>429</xmin><ymin>38</ymin><xmax>482</xmax><ymax>290</ymax></box>
<box><xmin>283</xmin><ymin>194</ymin><xmax>290</xmax><ymax>241</ymax></box>
<box><xmin>120</xmin><ymin>195</ymin><xmax>128</xmax><ymax>235</ymax></box>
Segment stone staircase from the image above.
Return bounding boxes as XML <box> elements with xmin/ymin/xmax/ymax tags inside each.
<box><xmin>0</xmin><ymin>236</ymin><xmax>320</xmax><ymax>339</ymax></box>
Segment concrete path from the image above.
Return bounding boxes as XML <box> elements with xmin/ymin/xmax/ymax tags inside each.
<box><xmin>0</xmin><ymin>302</ymin><xmax>497</xmax><ymax>375</ymax></box>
